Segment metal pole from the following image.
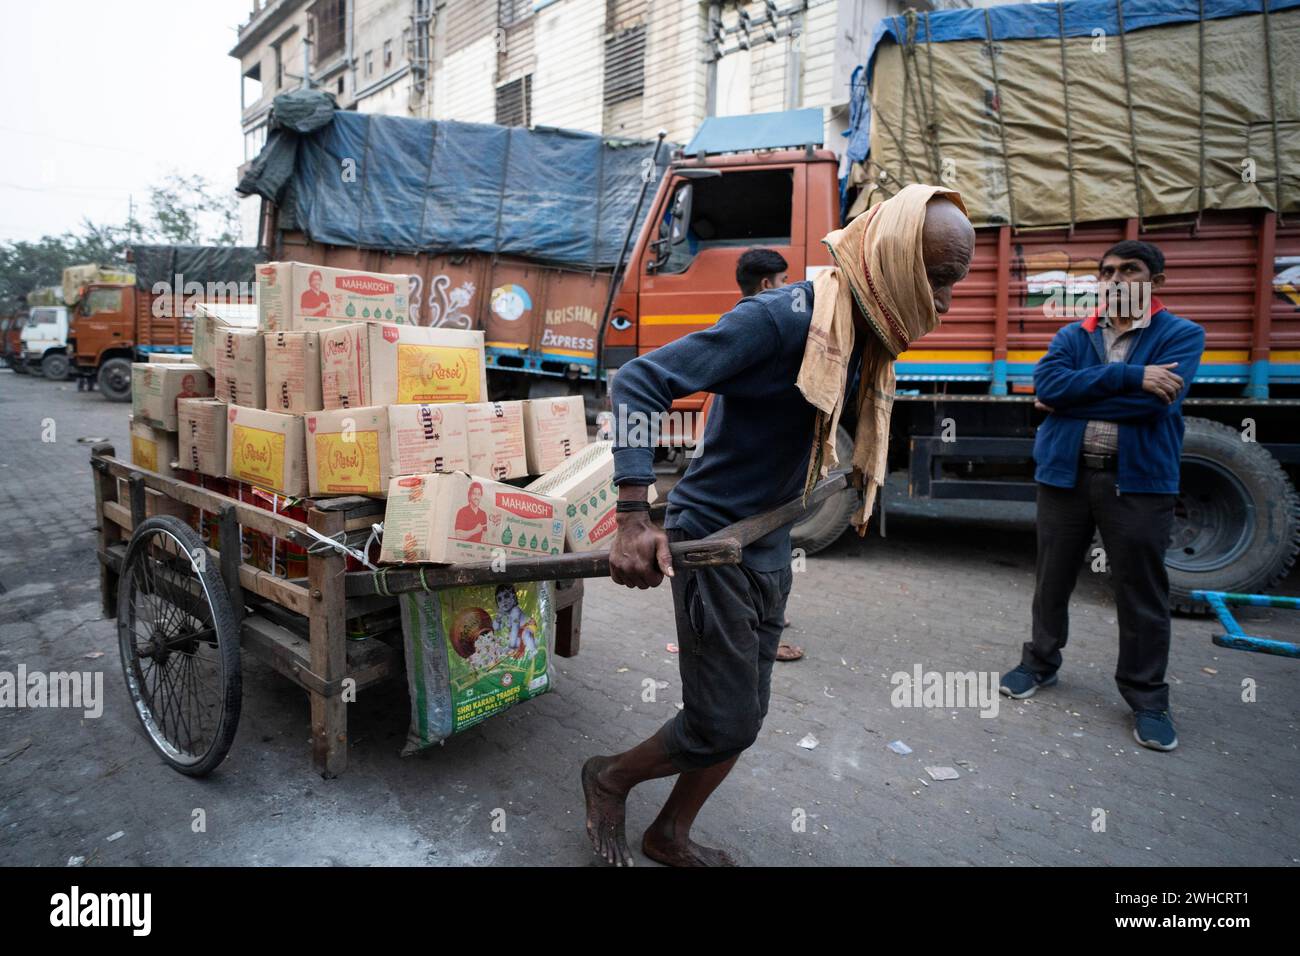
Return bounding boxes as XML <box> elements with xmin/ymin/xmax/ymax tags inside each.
<box><xmin>595</xmin><ymin>129</ymin><xmax>667</xmax><ymax>391</ymax></box>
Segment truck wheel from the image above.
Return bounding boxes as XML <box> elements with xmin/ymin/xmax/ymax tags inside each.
<box><xmin>791</xmin><ymin>425</ymin><xmax>858</xmax><ymax>556</ymax></box>
<box><xmin>1167</xmin><ymin>417</ymin><xmax>1300</xmax><ymax>613</ymax></box>
<box><xmin>98</xmin><ymin>357</ymin><xmax>133</xmax><ymax>402</ymax></box>
<box><xmin>41</xmin><ymin>352</ymin><xmax>70</xmax><ymax>381</ymax></box>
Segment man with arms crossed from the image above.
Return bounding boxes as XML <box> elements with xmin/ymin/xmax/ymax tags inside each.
<box><xmin>1000</xmin><ymin>240</ymin><xmax>1205</xmax><ymax>752</ymax></box>
<box><xmin>582</xmin><ymin>185</ymin><xmax>976</xmax><ymax>866</ymax></box>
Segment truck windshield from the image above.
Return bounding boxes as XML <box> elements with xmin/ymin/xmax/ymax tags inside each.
<box><xmin>85</xmin><ymin>288</ymin><xmax>123</xmax><ymax>314</ymax></box>
<box><xmin>660</xmin><ymin>168</ymin><xmax>794</xmax><ymax>275</ymax></box>
<box><xmin>30</xmin><ymin>308</ymin><xmax>58</xmax><ymax>326</ymax></box>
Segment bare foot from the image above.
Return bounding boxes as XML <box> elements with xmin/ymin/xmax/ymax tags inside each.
<box><xmin>641</xmin><ymin>824</ymin><xmax>737</xmax><ymax>867</ymax></box>
<box><xmin>582</xmin><ymin>756</ymin><xmax>633</xmax><ymax>866</ymax></box>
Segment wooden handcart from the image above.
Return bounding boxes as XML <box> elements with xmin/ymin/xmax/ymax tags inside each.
<box><xmin>90</xmin><ymin>442</ymin><xmax>851</xmax><ymax>777</ymax></box>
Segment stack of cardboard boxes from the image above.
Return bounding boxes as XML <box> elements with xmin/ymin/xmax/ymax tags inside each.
<box><xmin>127</xmin><ymin>261</ymin><xmax>626</xmax><ymax>575</ymax></box>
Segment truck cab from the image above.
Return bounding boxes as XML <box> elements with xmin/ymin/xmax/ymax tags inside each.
<box><xmin>605</xmin><ymin>109</ymin><xmax>838</xmax><ymax>432</ymax></box>
<box><xmin>68</xmin><ymin>282</ymin><xmax>140</xmax><ymax>399</ymax></box>
<box><xmin>598</xmin><ymin>110</ymin><xmax>859</xmax><ymax>549</ymax></box>
<box><xmin>0</xmin><ymin>317</ymin><xmax>18</xmax><ymax>370</ymax></box>
<box><xmin>21</xmin><ymin>306</ymin><xmax>71</xmax><ymax>379</ymax></box>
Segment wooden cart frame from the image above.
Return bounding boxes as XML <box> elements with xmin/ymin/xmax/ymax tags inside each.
<box><xmin>91</xmin><ymin>442</ymin><xmax>848</xmax><ymax>777</ymax></box>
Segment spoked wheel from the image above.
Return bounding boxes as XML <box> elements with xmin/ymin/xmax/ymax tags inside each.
<box><xmin>117</xmin><ymin>515</ymin><xmax>241</xmax><ymax>776</ymax></box>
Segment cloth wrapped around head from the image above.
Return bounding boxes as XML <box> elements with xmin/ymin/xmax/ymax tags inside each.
<box><xmin>796</xmin><ymin>183</ymin><xmax>968</xmax><ymax>533</ymax></box>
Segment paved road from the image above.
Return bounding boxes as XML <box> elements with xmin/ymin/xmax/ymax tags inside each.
<box><xmin>1</xmin><ymin>369</ymin><xmax>1297</xmax><ymax>866</ymax></box>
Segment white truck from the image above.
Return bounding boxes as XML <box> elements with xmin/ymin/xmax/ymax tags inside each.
<box><xmin>20</xmin><ymin>306</ymin><xmax>72</xmax><ymax>379</ymax></box>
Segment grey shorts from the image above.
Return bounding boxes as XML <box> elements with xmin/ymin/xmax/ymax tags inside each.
<box><xmin>659</xmin><ymin>529</ymin><xmax>793</xmax><ymax>772</ymax></box>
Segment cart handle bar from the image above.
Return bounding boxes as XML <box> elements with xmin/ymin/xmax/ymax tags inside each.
<box><xmin>344</xmin><ymin>472</ymin><xmax>852</xmax><ymax>598</ymax></box>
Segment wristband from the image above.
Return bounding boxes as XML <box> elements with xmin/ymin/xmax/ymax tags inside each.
<box><xmin>615</xmin><ymin>499</ymin><xmax>651</xmax><ymax>513</ymax></box>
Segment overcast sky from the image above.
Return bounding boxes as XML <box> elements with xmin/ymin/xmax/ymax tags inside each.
<box><xmin>0</xmin><ymin>0</ymin><xmax>250</xmax><ymax>244</ymax></box>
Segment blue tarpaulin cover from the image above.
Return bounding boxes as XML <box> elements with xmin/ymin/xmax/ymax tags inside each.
<box><xmin>238</xmin><ymin>93</ymin><xmax>670</xmax><ymax>269</ymax></box>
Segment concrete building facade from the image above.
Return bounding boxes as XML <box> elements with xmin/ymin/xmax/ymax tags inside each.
<box><xmin>230</xmin><ymin>0</ymin><xmax>966</xmax><ymax>239</ymax></box>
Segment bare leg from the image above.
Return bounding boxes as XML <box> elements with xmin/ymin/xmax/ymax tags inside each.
<box><xmin>582</xmin><ymin>732</ymin><xmax>677</xmax><ymax>867</ymax></box>
<box><xmin>641</xmin><ymin>755</ymin><xmax>739</xmax><ymax>866</ymax></box>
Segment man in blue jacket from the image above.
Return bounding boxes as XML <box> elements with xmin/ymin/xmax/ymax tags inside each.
<box><xmin>1000</xmin><ymin>240</ymin><xmax>1205</xmax><ymax>752</ymax></box>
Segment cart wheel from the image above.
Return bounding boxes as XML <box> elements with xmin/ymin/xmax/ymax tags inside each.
<box><xmin>117</xmin><ymin>515</ymin><xmax>241</xmax><ymax>776</ymax></box>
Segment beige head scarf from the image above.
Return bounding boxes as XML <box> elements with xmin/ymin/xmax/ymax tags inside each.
<box><xmin>796</xmin><ymin>183</ymin><xmax>967</xmax><ymax>532</ymax></box>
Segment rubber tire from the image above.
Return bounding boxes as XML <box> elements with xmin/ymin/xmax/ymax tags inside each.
<box><xmin>41</xmin><ymin>352</ymin><xmax>70</xmax><ymax>381</ymax></box>
<box><xmin>1168</xmin><ymin>417</ymin><xmax>1300</xmax><ymax>613</ymax></box>
<box><xmin>118</xmin><ymin>515</ymin><xmax>242</xmax><ymax>777</ymax></box>
<box><xmin>791</xmin><ymin>425</ymin><xmax>859</xmax><ymax>556</ymax></box>
<box><xmin>98</xmin><ymin>357</ymin><xmax>133</xmax><ymax>402</ymax></box>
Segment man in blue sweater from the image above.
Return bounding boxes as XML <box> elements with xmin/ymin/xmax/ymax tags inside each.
<box><xmin>1000</xmin><ymin>240</ymin><xmax>1206</xmax><ymax>752</ymax></box>
<box><xmin>581</xmin><ymin>188</ymin><xmax>975</xmax><ymax>866</ymax></box>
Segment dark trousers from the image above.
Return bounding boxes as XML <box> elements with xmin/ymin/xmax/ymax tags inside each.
<box><xmin>659</xmin><ymin>529</ymin><xmax>792</xmax><ymax>771</ymax></box>
<box><xmin>1025</xmin><ymin>467</ymin><xmax>1175</xmax><ymax>713</ymax></box>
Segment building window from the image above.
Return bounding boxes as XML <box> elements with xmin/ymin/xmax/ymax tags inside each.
<box><xmin>365</xmin><ymin>50</ymin><xmax>373</xmax><ymax>76</ymax></box>
<box><xmin>243</xmin><ymin>123</ymin><xmax>268</xmax><ymax>162</ymax></box>
<box><xmin>498</xmin><ymin>0</ymin><xmax>531</xmax><ymax>28</ymax></box>
<box><xmin>604</xmin><ymin>23</ymin><xmax>646</xmax><ymax>106</ymax></box>
<box><xmin>242</xmin><ymin>62</ymin><xmax>262</xmax><ymax>110</ymax></box>
<box><xmin>495</xmin><ymin>75</ymin><xmax>532</xmax><ymax>128</ymax></box>
<box><xmin>337</xmin><ymin>76</ymin><xmax>345</xmax><ymax>95</ymax></box>
<box><xmin>273</xmin><ymin>43</ymin><xmax>283</xmax><ymax>89</ymax></box>
<box><xmin>383</xmin><ymin>39</ymin><xmax>393</xmax><ymax>68</ymax></box>
<box><xmin>309</xmin><ymin>0</ymin><xmax>346</xmax><ymax>67</ymax></box>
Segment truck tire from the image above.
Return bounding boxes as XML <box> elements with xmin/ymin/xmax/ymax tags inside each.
<box><xmin>98</xmin><ymin>357</ymin><xmax>133</xmax><ymax>402</ymax></box>
<box><xmin>791</xmin><ymin>425</ymin><xmax>858</xmax><ymax>556</ymax></box>
<box><xmin>1167</xmin><ymin>417</ymin><xmax>1300</xmax><ymax>613</ymax></box>
<box><xmin>41</xmin><ymin>352</ymin><xmax>70</xmax><ymax>381</ymax></box>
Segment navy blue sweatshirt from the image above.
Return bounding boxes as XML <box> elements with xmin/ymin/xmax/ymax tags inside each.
<box><xmin>611</xmin><ymin>281</ymin><xmax>856</xmax><ymax>571</ymax></box>
<box><xmin>1033</xmin><ymin>307</ymin><xmax>1205</xmax><ymax>493</ymax></box>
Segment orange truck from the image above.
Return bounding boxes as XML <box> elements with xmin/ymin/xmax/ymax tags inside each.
<box><xmin>1</xmin><ymin>313</ymin><xmax>24</xmax><ymax>372</ymax></box>
<box><xmin>254</xmin><ymin>96</ymin><xmax>1298</xmax><ymax>608</ymax></box>
<box><xmin>68</xmin><ymin>245</ymin><xmax>262</xmax><ymax>400</ymax></box>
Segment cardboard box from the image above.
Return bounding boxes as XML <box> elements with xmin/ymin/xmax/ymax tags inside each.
<box><xmin>320</xmin><ymin>322</ymin><xmax>487</xmax><ymax>410</ymax></box>
<box><xmin>193</xmin><ymin>302</ymin><xmax>258</xmax><ymax>372</ymax></box>
<box><xmin>256</xmin><ymin>261</ymin><xmax>411</xmax><ymax>332</ymax></box>
<box><xmin>465</xmin><ymin>400</ymin><xmax>528</xmax><ymax>480</ymax></box>
<box><xmin>129</xmin><ymin>416</ymin><xmax>179</xmax><ymax>477</ymax></box>
<box><xmin>146</xmin><ymin>352</ymin><xmax>193</xmax><ymax>364</ymax></box>
<box><xmin>225</xmin><ymin>405</ymin><xmax>307</xmax><ymax>496</ymax></box>
<box><xmin>264</xmin><ymin>330</ymin><xmax>323</xmax><ymax>414</ymax></box>
<box><xmin>177</xmin><ymin>398</ymin><xmax>228</xmax><ymax>478</ymax></box>
<box><xmin>387</xmin><ymin>403</ymin><xmax>471</xmax><ymax>477</ymax></box>
<box><xmin>213</xmin><ymin>329</ymin><xmax>265</xmax><ymax>408</ymax></box>
<box><xmin>524</xmin><ymin>441</ymin><xmax>656</xmax><ymax>553</ymax></box>
<box><xmin>523</xmin><ymin>395</ymin><xmax>589</xmax><ymax>474</ymax></box>
<box><xmin>305</xmin><ymin>405</ymin><xmax>391</xmax><ymax>496</ymax></box>
<box><xmin>380</xmin><ymin>472</ymin><xmax>567</xmax><ymax>565</ymax></box>
<box><xmin>131</xmin><ymin>362</ymin><xmax>213</xmax><ymax>431</ymax></box>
